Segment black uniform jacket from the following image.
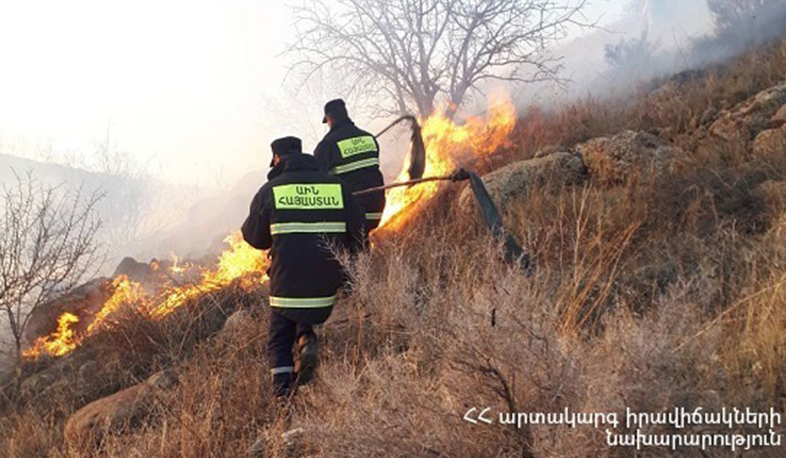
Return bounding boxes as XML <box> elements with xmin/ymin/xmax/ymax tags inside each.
<box><xmin>313</xmin><ymin>117</ymin><xmax>386</xmax><ymax>227</ymax></box>
<box><xmin>241</xmin><ymin>153</ymin><xmax>364</xmax><ymax>324</ymax></box>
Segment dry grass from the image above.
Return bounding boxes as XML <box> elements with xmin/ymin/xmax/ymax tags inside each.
<box><xmin>498</xmin><ymin>33</ymin><xmax>786</xmax><ymax>168</ymax></box>
<box><xmin>2</xmin><ymin>34</ymin><xmax>786</xmax><ymax>458</ymax></box>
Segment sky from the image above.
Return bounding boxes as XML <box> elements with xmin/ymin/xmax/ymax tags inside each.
<box><xmin>0</xmin><ymin>1</ymin><xmax>643</xmax><ymax>187</ymax></box>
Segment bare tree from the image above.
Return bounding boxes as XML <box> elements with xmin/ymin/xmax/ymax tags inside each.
<box><xmin>287</xmin><ymin>0</ymin><xmax>591</xmax><ymax>118</ymax></box>
<box><xmin>0</xmin><ymin>171</ymin><xmax>103</xmax><ymax>358</ymax></box>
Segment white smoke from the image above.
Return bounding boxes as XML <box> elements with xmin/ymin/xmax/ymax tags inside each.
<box><xmin>514</xmin><ymin>0</ymin><xmax>785</xmax><ymax>108</ymax></box>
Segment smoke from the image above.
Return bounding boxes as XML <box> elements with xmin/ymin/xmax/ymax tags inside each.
<box><xmin>513</xmin><ymin>0</ymin><xmax>786</xmax><ymax>108</ymax></box>
<box><xmin>691</xmin><ymin>0</ymin><xmax>786</xmax><ymax>63</ymax></box>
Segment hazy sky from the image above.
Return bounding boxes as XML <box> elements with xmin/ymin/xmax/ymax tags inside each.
<box><xmin>0</xmin><ymin>1</ymin><xmax>630</xmax><ymax>186</ymax></box>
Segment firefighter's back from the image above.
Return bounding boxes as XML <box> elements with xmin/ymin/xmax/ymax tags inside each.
<box><xmin>316</xmin><ymin>121</ymin><xmax>386</xmax><ymax>229</ymax></box>
<box><xmin>258</xmin><ymin>154</ymin><xmax>363</xmax><ymax>323</ymax></box>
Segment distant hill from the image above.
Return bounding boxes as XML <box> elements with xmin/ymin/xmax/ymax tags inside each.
<box><xmin>0</xmin><ymin>153</ymin><xmax>218</xmax><ymax>264</ymax></box>
<box><xmin>126</xmin><ymin>169</ymin><xmax>268</xmax><ymax>260</ymax></box>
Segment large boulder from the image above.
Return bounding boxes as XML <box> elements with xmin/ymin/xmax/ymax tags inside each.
<box><xmin>579</xmin><ymin>130</ymin><xmax>681</xmax><ymax>184</ymax></box>
<box><xmin>218</xmin><ymin>308</ymin><xmax>255</xmax><ymax>338</ymax></box>
<box><xmin>458</xmin><ymin>152</ymin><xmax>587</xmax><ymax>214</ymax></box>
<box><xmin>112</xmin><ymin>257</ymin><xmax>155</xmax><ymax>283</ymax></box>
<box><xmin>64</xmin><ymin>370</ymin><xmax>177</xmax><ymax>446</ymax></box>
<box><xmin>709</xmin><ymin>82</ymin><xmax>786</xmax><ymax>144</ymax></box>
<box><xmin>753</xmin><ymin>126</ymin><xmax>786</xmax><ymax>161</ymax></box>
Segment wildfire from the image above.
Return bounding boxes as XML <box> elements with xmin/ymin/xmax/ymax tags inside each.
<box><xmin>379</xmin><ymin>94</ymin><xmax>517</xmax><ymax>229</ymax></box>
<box><xmin>23</xmin><ymin>232</ymin><xmax>268</xmax><ymax>359</ymax></box>
<box><xmin>23</xmin><ymin>96</ymin><xmax>516</xmax><ymax>360</ymax></box>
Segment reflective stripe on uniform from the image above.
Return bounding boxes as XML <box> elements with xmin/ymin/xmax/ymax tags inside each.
<box><xmin>271</xmin><ymin>366</ymin><xmax>295</xmax><ymax>375</ymax></box>
<box><xmin>337</xmin><ymin>135</ymin><xmax>377</xmax><ymax>158</ymax></box>
<box><xmin>331</xmin><ymin>157</ymin><xmax>380</xmax><ymax>175</ymax></box>
<box><xmin>272</xmin><ymin>183</ymin><xmax>344</xmax><ymax>209</ymax></box>
<box><xmin>365</xmin><ymin>212</ymin><xmax>383</xmax><ymax>221</ymax></box>
<box><xmin>270</xmin><ymin>222</ymin><xmax>346</xmax><ymax>235</ymax></box>
<box><xmin>269</xmin><ymin>295</ymin><xmax>336</xmax><ymax>308</ymax></box>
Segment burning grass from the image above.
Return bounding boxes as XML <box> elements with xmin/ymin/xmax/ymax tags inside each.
<box><xmin>380</xmin><ymin>94</ymin><xmax>516</xmax><ymax>230</ymax></box>
<box><xmin>23</xmin><ymin>233</ymin><xmax>269</xmax><ymax>360</ymax></box>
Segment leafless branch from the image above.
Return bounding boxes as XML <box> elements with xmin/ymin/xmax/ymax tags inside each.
<box><xmin>286</xmin><ymin>0</ymin><xmax>592</xmax><ymax>118</ymax></box>
<box><xmin>0</xmin><ymin>170</ymin><xmax>104</xmax><ymax>359</ymax></box>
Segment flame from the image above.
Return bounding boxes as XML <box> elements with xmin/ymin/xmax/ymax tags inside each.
<box><xmin>24</xmin><ymin>232</ymin><xmax>268</xmax><ymax>359</ymax></box>
<box><xmin>148</xmin><ymin>232</ymin><xmax>268</xmax><ymax>318</ymax></box>
<box><xmin>170</xmin><ymin>255</ymin><xmax>185</xmax><ymax>274</ymax></box>
<box><xmin>379</xmin><ymin>94</ymin><xmax>516</xmax><ymax>229</ymax></box>
<box><xmin>86</xmin><ymin>275</ymin><xmax>145</xmax><ymax>334</ymax></box>
<box><xmin>27</xmin><ymin>312</ymin><xmax>80</xmax><ymax>358</ymax></box>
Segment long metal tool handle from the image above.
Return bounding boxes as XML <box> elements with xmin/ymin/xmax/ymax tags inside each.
<box><xmin>352</xmin><ymin>175</ymin><xmax>452</xmax><ymax>196</ymax></box>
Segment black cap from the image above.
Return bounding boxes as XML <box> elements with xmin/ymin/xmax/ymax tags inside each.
<box><xmin>322</xmin><ymin>98</ymin><xmax>348</xmax><ymax>123</ymax></box>
<box><xmin>269</xmin><ymin>136</ymin><xmax>302</xmax><ymax>167</ymax></box>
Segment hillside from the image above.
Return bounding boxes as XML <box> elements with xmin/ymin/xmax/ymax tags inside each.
<box><xmin>2</xmin><ymin>34</ymin><xmax>786</xmax><ymax>458</ymax></box>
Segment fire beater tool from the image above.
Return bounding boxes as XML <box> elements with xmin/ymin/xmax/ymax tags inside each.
<box><xmin>375</xmin><ymin>115</ymin><xmax>426</xmax><ymax>181</ymax></box>
<box><xmin>354</xmin><ymin>168</ymin><xmax>532</xmax><ymax>273</ymax></box>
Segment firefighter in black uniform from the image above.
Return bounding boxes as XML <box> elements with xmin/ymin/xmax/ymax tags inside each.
<box><xmin>314</xmin><ymin>99</ymin><xmax>386</xmax><ymax>235</ymax></box>
<box><xmin>242</xmin><ymin>136</ymin><xmax>365</xmax><ymax>399</ymax></box>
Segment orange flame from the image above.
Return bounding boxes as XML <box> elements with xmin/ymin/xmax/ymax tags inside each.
<box><xmin>149</xmin><ymin>232</ymin><xmax>268</xmax><ymax>318</ymax></box>
<box><xmin>23</xmin><ymin>232</ymin><xmax>268</xmax><ymax>359</ymax></box>
<box><xmin>86</xmin><ymin>275</ymin><xmax>145</xmax><ymax>334</ymax></box>
<box><xmin>379</xmin><ymin>94</ymin><xmax>516</xmax><ymax>229</ymax></box>
<box><xmin>27</xmin><ymin>312</ymin><xmax>80</xmax><ymax>358</ymax></box>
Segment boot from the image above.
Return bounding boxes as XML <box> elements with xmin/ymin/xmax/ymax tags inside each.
<box><xmin>294</xmin><ymin>332</ymin><xmax>319</xmax><ymax>385</ymax></box>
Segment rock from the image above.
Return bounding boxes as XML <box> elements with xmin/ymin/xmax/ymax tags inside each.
<box><xmin>772</xmin><ymin>104</ymin><xmax>786</xmax><ymax>128</ymax></box>
<box><xmin>220</xmin><ymin>309</ymin><xmax>254</xmax><ymax>337</ymax></box>
<box><xmin>753</xmin><ymin>126</ymin><xmax>786</xmax><ymax>160</ymax></box>
<box><xmin>534</xmin><ymin>144</ymin><xmax>572</xmax><ymax>158</ymax></box>
<box><xmin>709</xmin><ymin>83</ymin><xmax>786</xmax><ymax>144</ymax></box>
<box><xmin>22</xmin><ymin>277</ymin><xmax>113</xmax><ymax>346</ymax></box>
<box><xmin>112</xmin><ymin>257</ymin><xmax>155</xmax><ymax>283</ymax></box>
<box><xmin>458</xmin><ymin>152</ymin><xmax>587</xmax><ymax>214</ymax></box>
<box><xmin>64</xmin><ymin>370</ymin><xmax>177</xmax><ymax>446</ymax></box>
<box><xmin>579</xmin><ymin>130</ymin><xmax>680</xmax><ymax>184</ymax></box>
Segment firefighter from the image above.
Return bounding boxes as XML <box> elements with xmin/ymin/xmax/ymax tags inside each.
<box><xmin>314</xmin><ymin>98</ymin><xmax>386</xmax><ymax>235</ymax></box>
<box><xmin>241</xmin><ymin>136</ymin><xmax>365</xmax><ymax>399</ymax></box>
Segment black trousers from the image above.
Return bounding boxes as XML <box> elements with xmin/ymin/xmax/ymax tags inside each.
<box><xmin>268</xmin><ymin>310</ymin><xmax>314</xmax><ymax>396</ymax></box>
